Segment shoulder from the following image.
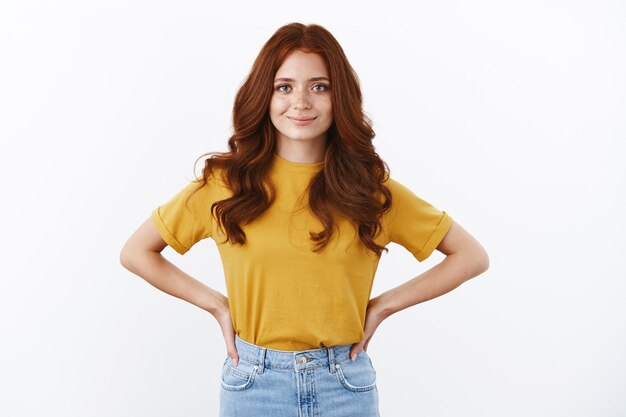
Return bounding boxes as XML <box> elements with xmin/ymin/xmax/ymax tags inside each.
<box><xmin>168</xmin><ymin>168</ymin><xmax>228</xmax><ymax>210</ymax></box>
<box><xmin>209</xmin><ymin>166</ymin><xmax>229</xmax><ymax>189</ymax></box>
<box><xmin>186</xmin><ymin>167</ymin><xmax>229</xmax><ymax>194</ymax></box>
<box><xmin>381</xmin><ymin>174</ymin><xmax>446</xmax><ymax>218</ymax></box>
<box><xmin>382</xmin><ymin>175</ymin><xmax>417</xmax><ymax>202</ymax></box>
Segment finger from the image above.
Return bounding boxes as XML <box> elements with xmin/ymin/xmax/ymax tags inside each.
<box><xmin>230</xmin><ymin>350</ymin><xmax>240</xmax><ymax>366</ymax></box>
<box><xmin>225</xmin><ymin>338</ymin><xmax>239</xmax><ymax>366</ymax></box>
<box><xmin>350</xmin><ymin>342</ymin><xmax>364</xmax><ymax>361</ymax></box>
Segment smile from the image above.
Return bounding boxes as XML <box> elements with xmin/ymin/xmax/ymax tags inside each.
<box><xmin>288</xmin><ymin>117</ymin><xmax>316</xmax><ymax>126</ymax></box>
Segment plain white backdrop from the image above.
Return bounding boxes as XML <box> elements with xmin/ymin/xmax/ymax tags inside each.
<box><xmin>1</xmin><ymin>1</ymin><xmax>624</xmax><ymax>416</ymax></box>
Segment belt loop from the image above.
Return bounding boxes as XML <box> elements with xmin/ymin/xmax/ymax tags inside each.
<box><xmin>257</xmin><ymin>346</ymin><xmax>266</xmax><ymax>374</ymax></box>
<box><xmin>327</xmin><ymin>346</ymin><xmax>336</xmax><ymax>374</ymax></box>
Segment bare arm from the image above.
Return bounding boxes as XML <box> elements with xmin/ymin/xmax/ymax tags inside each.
<box><xmin>119</xmin><ymin>216</ymin><xmax>227</xmax><ymax>316</ymax></box>
<box><xmin>349</xmin><ymin>219</ymin><xmax>489</xmax><ymax>356</ymax></box>
<box><xmin>371</xmin><ymin>219</ymin><xmax>489</xmax><ymax>320</ymax></box>
<box><xmin>119</xmin><ymin>216</ymin><xmax>241</xmax><ymax>363</ymax></box>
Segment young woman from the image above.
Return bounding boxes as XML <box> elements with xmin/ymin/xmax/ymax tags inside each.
<box><xmin>120</xmin><ymin>22</ymin><xmax>489</xmax><ymax>417</ymax></box>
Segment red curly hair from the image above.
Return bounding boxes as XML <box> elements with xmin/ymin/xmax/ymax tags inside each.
<box><xmin>188</xmin><ymin>22</ymin><xmax>393</xmax><ymax>256</ymax></box>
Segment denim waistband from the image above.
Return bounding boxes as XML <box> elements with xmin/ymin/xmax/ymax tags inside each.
<box><xmin>233</xmin><ymin>334</ymin><xmax>358</xmax><ymax>374</ymax></box>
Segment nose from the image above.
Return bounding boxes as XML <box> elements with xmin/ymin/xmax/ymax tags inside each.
<box><xmin>292</xmin><ymin>89</ymin><xmax>312</xmax><ymax>110</ymax></box>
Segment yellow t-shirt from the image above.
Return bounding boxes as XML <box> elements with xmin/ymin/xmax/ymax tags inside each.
<box><xmin>152</xmin><ymin>153</ymin><xmax>452</xmax><ymax>351</ymax></box>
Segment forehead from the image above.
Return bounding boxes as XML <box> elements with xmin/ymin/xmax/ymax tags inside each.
<box><xmin>275</xmin><ymin>50</ymin><xmax>329</xmax><ymax>79</ymax></box>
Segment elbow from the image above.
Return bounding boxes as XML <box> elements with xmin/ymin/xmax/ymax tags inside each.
<box><xmin>480</xmin><ymin>252</ymin><xmax>490</xmax><ymax>273</ymax></box>
<box><xmin>119</xmin><ymin>249</ymin><xmax>130</xmax><ymax>270</ymax></box>
<box><xmin>120</xmin><ymin>244</ymin><xmax>163</xmax><ymax>275</ymax></box>
<box><xmin>119</xmin><ymin>245</ymin><xmax>135</xmax><ymax>272</ymax></box>
<box><xmin>475</xmin><ymin>248</ymin><xmax>490</xmax><ymax>275</ymax></box>
<box><xmin>456</xmin><ymin>246</ymin><xmax>488</xmax><ymax>277</ymax></box>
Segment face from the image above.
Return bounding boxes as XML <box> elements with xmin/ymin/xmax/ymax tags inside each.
<box><xmin>269</xmin><ymin>50</ymin><xmax>333</xmax><ymax>147</ymax></box>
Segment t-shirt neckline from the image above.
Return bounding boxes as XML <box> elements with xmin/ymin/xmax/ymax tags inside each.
<box><xmin>271</xmin><ymin>152</ymin><xmax>324</xmax><ymax>174</ymax></box>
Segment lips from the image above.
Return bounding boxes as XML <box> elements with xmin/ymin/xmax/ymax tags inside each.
<box><xmin>288</xmin><ymin>116</ymin><xmax>316</xmax><ymax>126</ymax></box>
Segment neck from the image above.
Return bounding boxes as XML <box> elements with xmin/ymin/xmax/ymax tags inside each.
<box><xmin>274</xmin><ymin>135</ymin><xmax>327</xmax><ymax>164</ymax></box>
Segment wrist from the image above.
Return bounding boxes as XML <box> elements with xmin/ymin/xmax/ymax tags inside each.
<box><xmin>201</xmin><ymin>288</ymin><xmax>229</xmax><ymax>317</ymax></box>
<box><xmin>368</xmin><ymin>295</ymin><xmax>393</xmax><ymax>321</ymax></box>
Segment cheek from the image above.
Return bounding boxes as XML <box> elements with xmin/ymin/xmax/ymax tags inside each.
<box><xmin>269</xmin><ymin>98</ymin><xmax>277</xmax><ymax>115</ymax></box>
<box><xmin>269</xmin><ymin>97</ymin><xmax>283</xmax><ymax>116</ymax></box>
<box><xmin>320</xmin><ymin>96</ymin><xmax>332</xmax><ymax>113</ymax></box>
<box><xmin>321</xmin><ymin>100</ymin><xmax>333</xmax><ymax>119</ymax></box>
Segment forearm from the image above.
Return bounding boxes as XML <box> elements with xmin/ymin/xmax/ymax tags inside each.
<box><xmin>121</xmin><ymin>251</ymin><xmax>227</xmax><ymax>316</ymax></box>
<box><xmin>372</xmin><ymin>251</ymin><xmax>488</xmax><ymax>320</ymax></box>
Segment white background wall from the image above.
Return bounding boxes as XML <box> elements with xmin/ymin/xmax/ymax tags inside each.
<box><xmin>1</xmin><ymin>1</ymin><xmax>624</xmax><ymax>416</ymax></box>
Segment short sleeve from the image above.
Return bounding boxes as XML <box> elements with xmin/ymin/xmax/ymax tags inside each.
<box><xmin>384</xmin><ymin>177</ymin><xmax>453</xmax><ymax>262</ymax></box>
<box><xmin>151</xmin><ymin>178</ymin><xmax>215</xmax><ymax>255</ymax></box>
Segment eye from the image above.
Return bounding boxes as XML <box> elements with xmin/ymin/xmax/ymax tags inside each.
<box><xmin>313</xmin><ymin>84</ymin><xmax>330</xmax><ymax>92</ymax></box>
<box><xmin>275</xmin><ymin>84</ymin><xmax>290</xmax><ymax>92</ymax></box>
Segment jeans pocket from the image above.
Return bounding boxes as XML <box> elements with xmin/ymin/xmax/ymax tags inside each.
<box><xmin>220</xmin><ymin>356</ymin><xmax>259</xmax><ymax>391</ymax></box>
<box><xmin>334</xmin><ymin>350</ymin><xmax>377</xmax><ymax>392</ymax></box>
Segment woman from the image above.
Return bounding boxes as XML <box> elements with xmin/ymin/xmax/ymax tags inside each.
<box><xmin>120</xmin><ymin>22</ymin><xmax>489</xmax><ymax>417</ymax></box>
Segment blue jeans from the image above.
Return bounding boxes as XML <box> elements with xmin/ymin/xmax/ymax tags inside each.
<box><xmin>219</xmin><ymin>334</ymin><xmax>380</xmax><ymax>417</ymax></box>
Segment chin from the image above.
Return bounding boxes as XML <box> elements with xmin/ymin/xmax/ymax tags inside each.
<box><xmin>289</xmin><ymin>132</ymin><xmax>325</xmax><ymax>141</ymax></box>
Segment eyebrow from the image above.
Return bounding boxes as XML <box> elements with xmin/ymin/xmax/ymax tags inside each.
<box><xmin>273</xmin><ymin>77</ymin><xmax>331</xmax><ymax>83</ymax></box>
